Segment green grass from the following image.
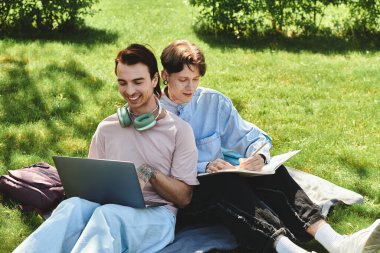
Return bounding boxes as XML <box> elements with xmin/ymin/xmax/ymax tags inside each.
<box><xmin>1</xmin><ymin>0</ymin><xmax>379</xmax><ymax>252</ymax></box>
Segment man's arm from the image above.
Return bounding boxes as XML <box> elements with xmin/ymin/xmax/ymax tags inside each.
<box><xmin>137</xmin><ymin>164</ymin><xmax>193</xmax><ymax>208</ymax></box>
<box><xmin>136</xmin><ymin>119</ymin><xmax>198</xmax><ymax>208</ymax></box>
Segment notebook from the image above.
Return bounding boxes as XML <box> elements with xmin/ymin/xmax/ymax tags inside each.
<box><xmin>53</xmin><ymin>156</ymin><xmax>165</xmax><ymax>208</ymax></box>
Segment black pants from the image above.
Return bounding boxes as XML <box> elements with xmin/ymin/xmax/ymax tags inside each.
<box><xmin>177</xmin><ymin>165</ymin><xmax>324</xmax><ymax>253</ymax></box>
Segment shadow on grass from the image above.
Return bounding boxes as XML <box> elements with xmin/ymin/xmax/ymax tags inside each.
<box><xmin>0</xmin><ymin>57</ymin><xmax>62</xmax><ymax>124</ymax></box>
<box><xmin>1</xmin><ymin>197</ymin><xmax>43</xmax><ymax>235</ymax></box>
<box><xmin>0</xmin><ymin>58</ymin><xmax>101</xmax><ymax>124</ymax></box>
<box><xmin>230</xmin><ymin>97</ymin><xmax>248</xmax><ymax>113</ymax></box>
<box><xmin>0</xmin><ymin>56</ymin><xmax>106</xmax><ymax>165</ymax></box>
<box><xmin>0</xmin><ymin>26</ymin><xmax>118</xmax><ymax>46</ymax></box>
<box><xmin>336</xmin><ymin>155</ymin><xmax>380</xmax><ymax>202</ymax></box>
<box><xmin>337</xmin><ymin>155</ymin><xmax>370</xmax><ymax>180</ymax></box>
<box><xmin>196</xmin><ymin>32</ymin><xmax>380</xmax><ymax>54</ymax></box>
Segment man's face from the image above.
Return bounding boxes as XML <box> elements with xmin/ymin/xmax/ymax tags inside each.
<box><xmin>162</xmin><ymin>64</ymin><xmax>200</xmax><ymax>104</ymax></box>
<box><xmin>117</xmin><ymin>62</ymin><xmax>158</xmax><ymax>115</ymax></box>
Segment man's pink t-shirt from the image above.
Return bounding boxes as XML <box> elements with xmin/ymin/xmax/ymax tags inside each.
<box><xmin>88</xmin><ymin>110</ymin><xmax>199</xmax><ymax>214</ymax></box>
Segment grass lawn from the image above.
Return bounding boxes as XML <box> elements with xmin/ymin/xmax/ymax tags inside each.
<box><xmin>0</xmin><ymin>0</ymin><xmax>379</xmax><ymax>252</ymax></box>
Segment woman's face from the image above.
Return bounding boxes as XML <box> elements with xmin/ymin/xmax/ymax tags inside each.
<box><xmin>162</xmin><ymin>64</ymin><xmax>200</xmax><ymax>104</ymax></box>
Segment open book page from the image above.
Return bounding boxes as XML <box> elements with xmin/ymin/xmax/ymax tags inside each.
<box><xmin>198</xmin><ymin>150</ymin><xmax>301</xmax><ymax>177</ymax></box>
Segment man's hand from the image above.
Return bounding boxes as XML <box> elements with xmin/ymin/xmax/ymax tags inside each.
<box><xmin>136</xmin><ymin>164</ymin><xmax>193</xmax><ymax>208</ymax></box>
<box><xmin>137</xmin><ymin>178</ymin><xmax>147</xmax><ymax>192</ymax></box>
<box><xmin>238</xmin><ymin>154</ymin><xmax>265</xmax><ymax>171</ymax></box>
<box><xmin>206</xmin><ymin>159</ymin><xmax>235</xmax><ymax>173</ymax></box>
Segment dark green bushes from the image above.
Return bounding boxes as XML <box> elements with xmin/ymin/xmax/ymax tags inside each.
<box><xmin>0</xmin><ymin>0</ymin><xmax>99</xmax><ymax>32</ymax></box>
<box><xmin>190</xmin><ymin>0</ymin><xmax>380</xmax><ymax>38</ymax></box>
<box><xmin>347</xmin><ymin>0</ymin><xmax>380</xmax><ymax>34</ymax></box>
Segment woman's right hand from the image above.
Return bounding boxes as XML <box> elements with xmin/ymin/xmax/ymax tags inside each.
<box><xmin>206</xmin><ymin>159</ymin><xmax>235</xmax><ymax>173</ymax></box>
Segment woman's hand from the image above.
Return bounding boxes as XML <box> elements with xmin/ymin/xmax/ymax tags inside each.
<box><xmin>206</xmin><ymin>159</ymin><xmax>235</xmax><ymax>173</ymax></box>
<box><xmin>238</xmin><ymin>154</ymin><xmax>265</xmax><ymax>171</ymax></box>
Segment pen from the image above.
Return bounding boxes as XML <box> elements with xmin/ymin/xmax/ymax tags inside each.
<box><xmin>250</xmin><ymin>142</ymin><xmax>268</xmax><ymax>157</ymax></box>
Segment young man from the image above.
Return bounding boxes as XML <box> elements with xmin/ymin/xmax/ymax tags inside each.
<box><xmin>13</xmin><ymin>44</ymin><xmax>198</xmax><ymax>253</ymax></box>
<box><xmin>159</xmin><ymin>40</ymin><xmax>380</xmax><ymax>253</ymax></box>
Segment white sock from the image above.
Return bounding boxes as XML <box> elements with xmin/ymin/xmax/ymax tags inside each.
<box><xmin>275</xmin><ymin>236</ymin><xmax>309</xmax><ymax>253</ymax></box>
<box><xmin>314</xmin><ymin>223</ymin><xmax>344</xmax><ymax>252</ymax></box>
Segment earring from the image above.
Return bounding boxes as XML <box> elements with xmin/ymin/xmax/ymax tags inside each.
<box><xmin>163</xmin><ymin>80</ymin><xmax>168</xmax><ymax>85</ymax></box>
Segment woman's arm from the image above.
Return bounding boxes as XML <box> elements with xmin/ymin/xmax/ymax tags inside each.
<box><xmin>218</xmin><ymin>96</ymin><xmax>272</xmax><ymax>166</ymax></box>
<box><xmin>145</xmin><ymin>121</ymin><xmax>198</xmax><ymax>208</ymax></box>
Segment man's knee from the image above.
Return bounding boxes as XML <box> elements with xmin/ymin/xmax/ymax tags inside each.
<box><xmin>52</xmin><ymin>197</ymin><xmax>99</xmax><ymax>218</ymax></box>
<box><xmin>92</xmin><ymin>204</ymin><xmax>134</xmax><ymax>222</ymax></box>
<box><xmin>63</xmin><ymin>196</ymin><xmax>87</xmax><ymax>205</ymax></box>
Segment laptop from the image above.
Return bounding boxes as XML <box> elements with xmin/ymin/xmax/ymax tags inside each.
<box><xmin>53</xmin><ymin>156</ymin><xmax>165</xmax><ymax>208</ymax></box>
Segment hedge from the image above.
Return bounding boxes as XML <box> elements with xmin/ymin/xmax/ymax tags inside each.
<box><xmin>0</xmin><ymin>0</ymin><xmax>99</xmax><ymax>32</ymax></box>
<box><xmin>190</xmin><ymin>0</ymin><xmax>380</xmax><ymax>38</ymax></box>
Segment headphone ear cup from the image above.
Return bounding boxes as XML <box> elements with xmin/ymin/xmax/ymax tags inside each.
<box><xmin>117</xmin><ymin>106</ymin><xmax>132</xmax><ymax>127</ymax></box>
<box><xmin>134</xmin><ymin>113</ymin><xmax>156</xmax><ymax>131</ymax></box>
